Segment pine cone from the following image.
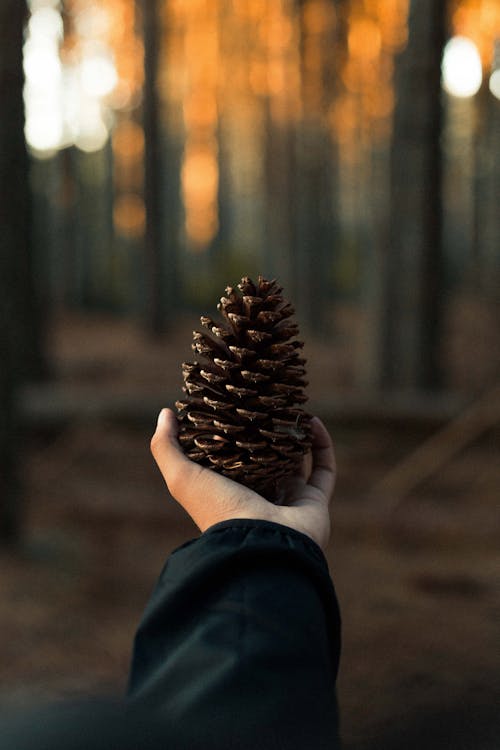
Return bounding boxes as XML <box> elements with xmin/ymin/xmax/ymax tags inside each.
<box><xmin>176</xmin><ymin>276</ymin><xmax>311</xmax><ymax>502</ymax></box>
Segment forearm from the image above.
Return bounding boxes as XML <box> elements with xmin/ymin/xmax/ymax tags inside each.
<box><xmin>127</xmin><ymin>520</ymin><xmax>341</xmax><ymax>749</ymax></box>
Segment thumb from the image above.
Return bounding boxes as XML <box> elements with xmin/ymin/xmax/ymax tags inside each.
<box><xmin>150</xmin><ymin>408</ymin><xmax>271</xmax><ymax>532</ymax></box>
<box><xmin>150</xmin><ymin>408</ymin><xmax>204</xmax><ymax>501</ymax></box>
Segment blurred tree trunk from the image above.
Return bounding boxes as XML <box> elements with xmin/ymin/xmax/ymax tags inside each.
<box><xmin>0</xmin><ymin>0</ymin><xmax>45</xmax><ymax>543</ymax></box>
<box><xmin>294</xmin><ymin>0</ymin><xmax>343</xmax><ymax>335</ymax></box>
<box><xmin>0</xmin><ymin>0</ymin><xmax>46</xmax><ymax>380</ymax></box>
<box><xmin>472</xmin><ymin>80</ymin><xmax>500</xmax><ymax>294</ymax></box>
<box><xmin>263</xmin><ymin>101</ymin><xmax>297</xmax><ymax>297</ymax></box>
<box><xmin>382</xmin><ymin>0</ymin><xmax>447</xmax><ymax>390</ymax></box>
<box><xmin>0</xmin><ymin>365</ymin><xmax>20</xmax><ymax>545</ymax></box>
<box><xmin>141</xmin><ymin>0</ymin><xmax>169</xmax><ymax>334</ymax></box>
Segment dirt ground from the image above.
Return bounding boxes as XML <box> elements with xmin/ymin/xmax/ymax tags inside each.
<box><xmin>1</xmin><ymin>313</ymin><xmax>499</xmax><ymax>749</ymax></box>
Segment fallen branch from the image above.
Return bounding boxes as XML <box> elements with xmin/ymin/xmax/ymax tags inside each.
<box><xmin>373</xmin><ymin>383</ymin><xmax>500</xmax><ymax>506</ymax></box>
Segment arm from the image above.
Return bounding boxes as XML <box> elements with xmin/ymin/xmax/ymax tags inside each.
<box><xmin>127</xmin><ymin>410</ymin><xmax>341</xmax><ymax>750</ymax></box>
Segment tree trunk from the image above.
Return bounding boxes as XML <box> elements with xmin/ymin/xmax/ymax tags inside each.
<box><xmin>0</xmin><ymin>0</ymin><xmax>36</xmax><ymax>543</ymax></box>
<box><xmin>262</xmin><ymin>98</ymin><xmax>297</xmax><ymax>298</ymax></box>
<box><xmin>141</xmin><ymin>0</ymin><xmax>169</xmax><ymax>334</ymax></box>
<box><xmin>382</xmin><ymin>0</ymin><xmax>447</xmax><ymax>390</ymax></box>
<box><xmin>0</xmin><ymin>0</ymin><xmax>46</xmax><ymax>380</ymax></box>
<box><xmin>472</xmin><ymin>80</ymin><xmax>500</xmax><ymax>294</ymax></box>
<box><xmin>294</xmin><ymin>0</ymin><xmax>342</xmax><ymax>335</ymax></box>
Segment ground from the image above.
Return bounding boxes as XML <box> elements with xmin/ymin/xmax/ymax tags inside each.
<box><xmin>0</xmin><ymin>312</ymin><xmax>499</xmax><ymax>749</ymax></box>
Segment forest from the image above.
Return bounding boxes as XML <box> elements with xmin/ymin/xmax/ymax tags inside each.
<box><xmin>0</xmin><ymin>1</ymin><xmax>499</xmax><ymax>748</ymax></box>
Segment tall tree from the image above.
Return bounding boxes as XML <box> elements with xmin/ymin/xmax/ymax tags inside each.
<box><xmin>472</xmin><ymin>81</ymin><xmax>500</xmax><ymax>293</ymax></box>
<box><xmin>0</xmin><ymin>350</ymin><xmax>20</xmax><ymax>543</ymax></box>
<box><xmin>294</xmin><ymin>0</ymin><xmax>343</xmax><ymax>335</ymax></box>
<box><xmin>141</xmin><ymin>0</ymin><xmax>164</xmax><ymax>333</ymax></box>
<box><xmin>141</xmin><ymin>0</ymin><xmax>178</xmax><ymax>334</ymax></box>
<box><xmin>0</xmin><ymin>0</ymin><xmax>45</xmax><ymax>542</ymax></box>
<box><xmin>382</xmin><ymin>0</ymin><xmax>447</xmax><ymax>389</ymax></box>
<box><xmin>263</xmin><ymin>101</ymin><xmax>297</xmax><ymax>298</ymax></box>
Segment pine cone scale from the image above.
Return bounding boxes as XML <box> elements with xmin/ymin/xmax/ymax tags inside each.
<box><xmin>176</xmin><ymin>276</ymin><xmax>311</xmax><ymax>501</ymax></box>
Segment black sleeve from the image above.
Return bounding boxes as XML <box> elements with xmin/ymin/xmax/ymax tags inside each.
<box><xmin>127</xmin><ymin>519</ymin><xmax>342</xmax><ymax>750</ymax></box>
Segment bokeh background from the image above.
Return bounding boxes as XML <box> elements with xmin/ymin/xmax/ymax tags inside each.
<box><xmin>1</xmin><ymin>1</ymin><xmax>499</xmax><ymax>748</ymax></box>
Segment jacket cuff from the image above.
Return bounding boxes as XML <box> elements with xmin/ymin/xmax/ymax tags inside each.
<box><xmin>201</xmin><ymin>517</ymin><xmax>328</xmax><ymax>567</ymax></box>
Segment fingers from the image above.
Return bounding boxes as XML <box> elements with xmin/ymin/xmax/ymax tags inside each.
<box><xmin>299</xmin><ymin>449</ymin><xmax>313</xmax><ymax>482</ymax></box>
<box><xmin>281</xmin><ymin>417</ymin><xmax>336</xmax><ymax>507</ymax></box>
<box><xmin>307</xmin><ymin>417</ymin><xmax>336</xmax><ymax>499</ymax></box>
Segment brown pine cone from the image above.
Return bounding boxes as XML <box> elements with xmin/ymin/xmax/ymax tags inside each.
<box><xmin>176</xmin><ymin>276</ymin><xmax>311</xmax><ymax>502</ymax></box>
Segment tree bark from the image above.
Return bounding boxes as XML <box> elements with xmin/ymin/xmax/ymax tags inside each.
<box><xmin>263</xmin><ymin>98</ymin><xmax>297</xmax><ymax>298</ymax></box>
<box><xmin>142</xmin><ymin>0</ymin><xmax>170</xmax><ymax>334</ymax></box>
<box><xmin>0</xmin><ymin>0</ymin><xmax>36</xmax><ymax>543</ymax></box>
<box><xmin>294</xmin><ymin>0</ymin><xmax>342</xmax><ymax>335</ymax></box>
<box><xmin>0</xmin><ymin>0</ymin><xmax>46</xmax><ymax>379</ymax></box>
<box><xmin>382</xmin><ymin>0</ymin><xmax>447</xmax><ymax>390</ymax></box>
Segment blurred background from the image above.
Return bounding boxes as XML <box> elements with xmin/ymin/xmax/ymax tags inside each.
<box><xmin>0</xmin><ymin>0</ymin><xmax>499</xmax><ymax>748</ymax></box>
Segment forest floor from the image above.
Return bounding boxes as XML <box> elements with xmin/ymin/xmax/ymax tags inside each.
<box><xmin>1</xmin><ymin>311</ymin><xmax>499</xmax><ymax>749</ymax></box>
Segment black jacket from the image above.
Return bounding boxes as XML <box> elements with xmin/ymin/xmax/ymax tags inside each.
<box><xmin>128</xmin><ymin>519</ymin><xmax>342</xmax><ymax>749</ymax></box>
<box><xmin>0</xmin><ymin>519</ymin><xmax>341</xmax><ymax>750</ymax></box>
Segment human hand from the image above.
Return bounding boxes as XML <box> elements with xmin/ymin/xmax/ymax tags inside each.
<box><xmin>150</xmin><ymin>408</ymin><xmax>336</xmax><ymax>552</ymax></box>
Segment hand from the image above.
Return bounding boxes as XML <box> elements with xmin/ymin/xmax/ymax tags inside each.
<box><xmin>150</xmin><ymin>408</ymin><xmax>336</xmax><ymax>552</ymax></box>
